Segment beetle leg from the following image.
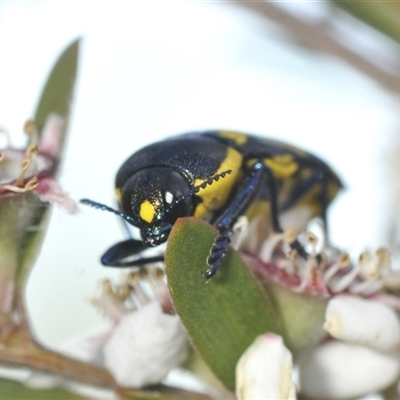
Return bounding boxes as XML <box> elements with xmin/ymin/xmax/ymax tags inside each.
<box><xmin>204</xmin><ymin>162</ymin><xmax>269</xmax><ymax>278</ymax></box>
<box><xmin>101</xmin><ymin>238</ymin><xmax>164</xmax><ymax>267</ymax></box>
<box><xmin>204</xmin><ymin>160</ymin><xmax>311</xmax><ymax>278</ymax></box>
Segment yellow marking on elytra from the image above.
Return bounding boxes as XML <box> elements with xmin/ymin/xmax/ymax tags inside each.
<box><xmin>264</xmin><ymin>154</ymin><xmax>298</xmax><ymax>179</ymax></box>
<box><xmin>140</xmin><ymin>200</ymin><xmax>156</xmax><ymax>223</ymax></box>
<box><xmin>194</xmin><ymin>146</ymin><xmax>242</xmax><ymax>217</ymax></box>
<box><xmin>219</xmin><ymin>130</ymin><xmax>248</xmax><ymax>145</ymax></box>
<box><xmin>115</xmin><ymin>188</ymin><xmax>122</xmax><ymax>203</ymax></box>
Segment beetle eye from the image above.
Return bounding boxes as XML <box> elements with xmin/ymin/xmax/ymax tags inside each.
<box><xmin>161</xmin><ymin>171</ymin><xmax>193</xmax><ymax>223</ymax></box>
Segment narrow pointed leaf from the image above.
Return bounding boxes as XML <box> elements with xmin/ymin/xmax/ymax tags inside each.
<box><xmin>34</xmin><ymin>38</ymin><xmax>80</xmax><ymax>153</ymax></box>
<box><xmin>165</xmin><ymin>217</ymin><xmax>283</xmax><ymax>391</ymax></box>
<box><xmin>16</xmin><ymin>39</ymin><xmax>80</xmax><ymax>283</ymax></box>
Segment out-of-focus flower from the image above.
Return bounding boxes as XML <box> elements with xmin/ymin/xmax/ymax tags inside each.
<box><xmin>0</xmin><ymin>116</ymin><xmax>76</xmax><ymax>211</ymax></box>
<box><xmin>236</xmin><ymin>333</ymin><xmax>296</xmax><ymax>400</ymax></box>
<box><xmin>236</xmin><ymin>221</ymin><xmax>400</xmax><ymax>400</ymax></box>
<box><xmin>297</xmin><ymin>340</ymin><xmax>400</xmax><ymax>399</ymax></box>
<box><xmin>56</xmin><ymin>266</ymin><xmax>188</xmax><ymax>389</ymax></box>
<box><xmin>0</xmin><ymin>117</ymin><xmax>76</xmax><ymax>314</ymax></box>
<box><xmin>324</xmin><ymin>295</ymin><xmax>400</xmax><ymax>352</ymax></box>
<box><xmin>104</xmin><ymin>301</ymin><xmax>188</xmax><ymax>387</ymax></box>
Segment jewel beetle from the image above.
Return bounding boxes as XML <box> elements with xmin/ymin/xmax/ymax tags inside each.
<box><xmin>81</xmin><ymin>130</ymin><xmax>342</xmax><ymax>278</ymax></box>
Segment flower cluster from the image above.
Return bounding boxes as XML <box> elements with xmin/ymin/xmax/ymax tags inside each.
<box><xmin>0</xmin><ymin>116</ymin><xmax>75</xmax><ymax>318</ymax></box>
<box><xmin>61</xmin><ymin>265</ymin><xmax>189</xmax><ymax>389</ymax></box>
<box><xmin>5</xmin><ymin>117</ymin><xmax>400</xmax><ymax>399</ymax></box>
<box><xmin>0</xmin><ymin>116</ymin><xmax>76</xmax><ymax>212</ymax></box>
<box><xmin>237</xmin><ymin>225</ymin><xmax>400</xmax><ymax>399</ymax></box>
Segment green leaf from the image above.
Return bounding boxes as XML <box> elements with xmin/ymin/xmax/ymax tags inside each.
<box><xmin>16</xmin><ymin>39</ymin><xmax>80</xmax><ymax>285</ymax></box>
<box><xmin>165</xmin><ymin>217</ymin><xmax>283</xmax><ymax>391</ymax></box>
<box><xmin>332</xmin><ymin>2</ymin><xmax>400</xmax><ymax>44</ymax></box>
<box><xmin>34</xmin><ymin>38</ymin><xmax>80</xmax><ymax>148</ymax></box>
<box><xmin>0</xmin><ymin>377</ymin><xmax>85</xmax><ymax>400</ymax></box>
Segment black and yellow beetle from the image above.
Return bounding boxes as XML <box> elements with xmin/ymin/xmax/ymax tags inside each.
<box><xmin>81</xmin><ymin>130</ymin><xmax>342</xmax><ymax>278</ymax></box>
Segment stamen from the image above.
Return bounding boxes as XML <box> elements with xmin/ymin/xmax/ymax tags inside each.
<box><xmin>286</xmin><ymin>248</ymin><xmax>298</xmax><ymax>260</ymax></box>
<box><xmin>231</xmin><ymin>216</ymin><xmax>249</xmax><ymax>250</ymax></box>
<box><xmin>25</xmin><ymin>176</ymin><xmax>38</xmax><ymax>190</ymax></box>
<box><xmin>1</xmin><ymin>176</ymin><xmax>39</xmax><ymax>193</ymax></box>
<box><xmin>258</xmin><ymin>232</ymin><xmax>285</xmax><ymax>263</ymax></box>
<box><xmin>15</xmin><ymin>159</ymin><xmax>31</xmax><ymax>186</ymax></box>
<box><xmin>23</xmin><ymin>119</ymin><xmax>39</xmax><ymax>145</ymax></box>
<box><xmin>23</xmin><ymin>120</ymin><xmax>36</xmax><ymax>135</ymax></box>
<box><xmin>283</xmin><ymin>228</ymin><xmax>297</xmax><ymax>245</ymax></box>
<box><xmin>125</xmin><ymin>272</ymin><xmax>151</xmax><ymax>307</ymax></box>
<box><xmin>117</xmin><ymin>283</ymin><xmax>131</xmax><ymax>301</ymax></box>
<box><xmin>305</xmin><ymin>231</ymin><xmax>318</xmax><ymax>256</ymax></box>
<box><xmin>146</xmin><ymin>266</ymin><xmax>166</xmax><ymax>299</ymax></box>
<box><xmin>376</xmin><ymin>247</ymin><xmax>391</xmax><ymax>269</ymax></box>
<box><xmin>294</xmin><ymin>256</ymin><xmax>319</xmax><ymax>292</ymax></box>
<box><xmin>25</xmin><ymin>144</ymin><xmax>39</xmax><ymax>158</ymax></box>
<box><xmin>350</xmin><ymin>279</ymin><xmax>383</xmax><ymax>296</ymax></box>
<box><xmin>328</xmin><ymin>263</ymin><xmax>361</xmax><ymax>293</ymax></box>
<box><xmin>305</xmin><ymin>232</ymin><xmax>318</xmax><ymax>246</ymax></box>
<box><xmin>322</xmin><ymin>253</ymin><xmax>350</xmax><ymax>284</ymax></box>
<box><xmin>91</xmin><ymin>279</ymin><xmax>128</xmax><ymax>320</ymax></box>
<box><xmin>359</xmin><ymin>251</ymin><xmax>381</xmax><ymax>281</ymax></box>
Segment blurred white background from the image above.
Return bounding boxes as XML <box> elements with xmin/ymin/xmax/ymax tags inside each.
<box><xmin>0</xmin><ymin>1</ymin><xmax>399</xmax><ymax>350</ymax></box>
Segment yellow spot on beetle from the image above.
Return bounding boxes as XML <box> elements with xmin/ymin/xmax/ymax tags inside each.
<box><xmin>264</xmin><ymin>154</ymin><xmax>298</xmax><ymax>179</ymax></box>
<box><xmin>115</xmin><ymin>188</ymin><xmax>122</xmax><ymax>203</ymax></box>
<box><xmin>219</xmin><ymin>130</ymin><xmax>248</xmax><ymax>145</ymax></box>
<box><xmin>194</xmin><ymin>146</ymin><xmax>243</xmax><ymax>217</ymax></box>
<box><xmin>140</xmin><ymin>200</ymin><xmax>155</xmax><ymax>223</ymax></box>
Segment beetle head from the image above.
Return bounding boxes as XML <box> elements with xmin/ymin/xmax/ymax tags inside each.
<box><xmin>80</xmin><ymin>168</ymin><xmax>231</xmax><ymax>248</ymax></box>
<box><xmin>120</xmin><ymin>167</ymin><xmax>193</xmax><ymax>246</ymax></box>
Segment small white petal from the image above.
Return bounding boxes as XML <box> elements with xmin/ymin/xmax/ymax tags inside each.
<box><xmin>104</xmin><ymin>301</ymin><xmax>188</xmax><ymax>388</ymax></box>
<box><xmin>60</xmin><ymin>323</ymin><xmax>113</xmax><ymax>365</ymax></box>
<box><xmin>236</xmin><ymin>334</ymin><xmax>296</xmax><ymax>400</ymax></box>
<box><xmin>324</xmin><ymin>295</ymin><xmax>400</xmax><ymax>351</ymax></box>
<box><xmin>298</xmin><ymin>341</ymin><xmax>400</xmax><ymax>399</ymax></box>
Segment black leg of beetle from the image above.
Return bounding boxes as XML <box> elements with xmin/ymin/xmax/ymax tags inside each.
<box><xmin>101</xmin><ymin>238</ymin><xmax>163</xmax><ymax>267</ymax></box>
<box><xmin>204</xmin><ymin>162</ymin><xmax>268</xmax><ymax>278</ymax></box>
<box><xmin>204</xmin><ymin>226</ymin><xmax>231</xmax><ymax>279</ymax></box>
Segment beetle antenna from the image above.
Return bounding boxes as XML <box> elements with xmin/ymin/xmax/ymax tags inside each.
<box><xmin>80</xmin><ymin>198</ymin><xmax>136</xmax><ymax>224</ymax></box>
<box><xmin>168</xmin><ymin>169</ymin><xmax>232</xmax><ymax>212</ymax></box>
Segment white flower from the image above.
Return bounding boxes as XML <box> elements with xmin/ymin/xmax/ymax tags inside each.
<box><xmin>54</xmin><ymin>267</ymin><xmax>189</xmax><ymax>389</ymax></box>
<box><xmin>298</xmin><ymin>341</ymin><xmax>400</xmax><ymax>399</ymax></box>
<box><xmin>236</xmin><ymin>333</ymin><xmax>296</xmax><ymax>400</ymax></box>
<box><xmin>297</xmin><ymin>294</ymin><xmax>400</xmax><ymax>399</ymax></box>
<box><xmin>103</xmin><ymin>301</ymin><xmax>188</xmax><ymax>388</ymax></box>
<box><xmin>241</xmin><ymin>224</ymin><xmax>400</xmax><ymax>400</ymax></box>
<box><xmin>324</xmin><ymin>295</ymin><xmax>400</xmax><ymax>352</ymax></box>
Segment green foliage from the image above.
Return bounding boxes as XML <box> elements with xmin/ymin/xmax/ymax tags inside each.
<box><xmin>166</xmin><ymin>217</ymin><xmax>283</xmax><ymax>391</ymax></box>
